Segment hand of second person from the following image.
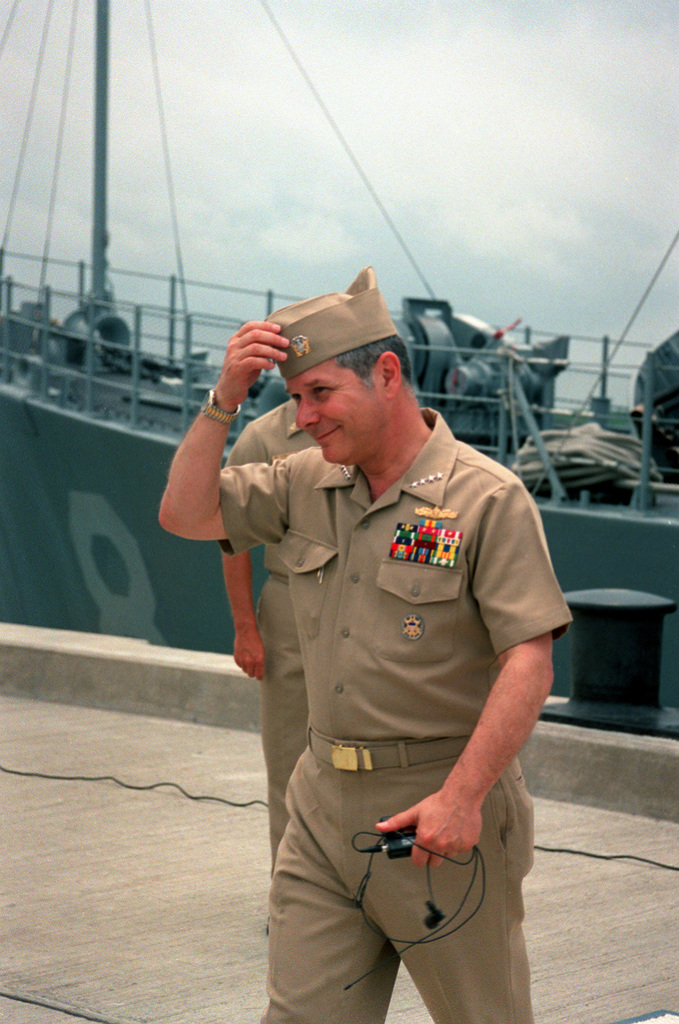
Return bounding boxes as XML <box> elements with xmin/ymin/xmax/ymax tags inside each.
<box><xmin>233</xmin><ymin>621</ymin><xmax>266</xmax><ymax>681</ymax></box>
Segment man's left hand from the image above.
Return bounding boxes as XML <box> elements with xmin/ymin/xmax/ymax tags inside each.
<box><xmin>376</xmin><ymin>789</ymin><xmax>482</xmax><ymax>868</ymax></box>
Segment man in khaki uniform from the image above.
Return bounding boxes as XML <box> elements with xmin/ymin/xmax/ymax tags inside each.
<box><xmin>221</xmin><ymin>399</ymin><xmax>314</xmax><ymax>870</ymax></box>
<box><xmin>160</xmin><ymin>267</ymin><xmax>572</xmax><ymax>1024</ymax></box>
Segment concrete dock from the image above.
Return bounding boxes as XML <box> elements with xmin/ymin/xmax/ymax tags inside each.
<box><xmin>1</xmin><ymin>624</ymin><xmax>678</xmax><ymax>1023</ymax></box>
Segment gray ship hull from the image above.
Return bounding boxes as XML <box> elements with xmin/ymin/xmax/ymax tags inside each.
<box><xmin>1</xmin><ymin>387</ymin><xmax>244</xmax><ymax>656</ymax></box>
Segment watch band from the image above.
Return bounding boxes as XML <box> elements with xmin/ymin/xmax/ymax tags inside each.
<box><xmin>201</xmin><ymin>389</ymin><xmax>240</xmax><ymax>424</ymax></box>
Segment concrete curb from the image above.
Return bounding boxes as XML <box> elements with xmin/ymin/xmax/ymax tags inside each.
<box><xmin>0</xmin><ymin>623</ymin><xmax>260</xmax><ymax>732</ymax></box>
<box><xmin>521</xmin><ymin>716</ymin><xmax>679</xmax><ymax>823</ymax></box>
<box><xmin>1</xmin><ymin>622</ymin><xmax>677</xmax><ymax>823</ymax></box>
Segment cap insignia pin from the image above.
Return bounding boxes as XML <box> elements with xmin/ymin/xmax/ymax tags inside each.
<box><xmin>290</xmin><ymin>335</ymin><xmax>310</xmax><ymax>357</ymax></box>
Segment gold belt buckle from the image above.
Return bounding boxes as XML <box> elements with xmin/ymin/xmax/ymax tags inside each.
<box><xmin>331</xmin><ymin>744</ymin><xmax>358</xmax><ymax>770</ymax></box>
<box><xmin>331</xmin><ymin>744</ymin><xmax>373</xmax><ymax>771</ymax></box>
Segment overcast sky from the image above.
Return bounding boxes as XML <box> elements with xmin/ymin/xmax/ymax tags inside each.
<box><xmin>1</xmin><ymin>0</ymin><xmax>677</xmax><ymax>352</ymax></box>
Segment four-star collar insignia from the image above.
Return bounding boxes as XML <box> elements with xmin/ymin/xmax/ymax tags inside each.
<box><xmin>408</xmin><ymin>472</ymin><xmax>444</xmax><ymax>488</ymax></box>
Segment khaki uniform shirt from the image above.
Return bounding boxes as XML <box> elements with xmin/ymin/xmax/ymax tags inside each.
<box><xmin>225</xmin><ymin>400</ymin><xmax>315</xmax><ymax>577</ymax></box>
<box><xmin>220</xmin><ymin>409</ymin><xmax>571</xmax><ymax>742</ymax></box>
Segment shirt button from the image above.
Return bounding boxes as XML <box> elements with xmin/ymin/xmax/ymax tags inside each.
<box><xmin>411</xmin><ymin>583</ymin><xmax>421</xmax><ymax>597</ymax></box>
<box><xmin>341</xmin><ymin>628</ymin><xmax>350</xmax><ymax>638</ymax></box>
<box><xmin>335</xmin><ymin>684</ymin><xmax>344</xmax><ymax>694</ymax></box>
<box><xmin>296</xmin><ymin>556</ymin><xmax>305</xmax><ymax>567</ymax></box>
<box><xmin>360</xmin><ymin>520</ymin><xmax>370</xmax><ymax>530</ymax></box>
<box><xmin>351</xmin><ymin>573</ymin><xmax>360</xmax><ymax>583</ymax></box>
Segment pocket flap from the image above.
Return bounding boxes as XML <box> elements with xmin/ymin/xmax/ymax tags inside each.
<box><xmin>277</xmin><ymin>530</ymin><xmax>338</xmax><ymax>574</ymax></box>
<box><xmin>376</xmin><ymin>560</ymin><xmax>463</xmax><ymax>603</ymax></box>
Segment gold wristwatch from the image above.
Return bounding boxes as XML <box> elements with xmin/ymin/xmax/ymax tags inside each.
<box><xmin>200</xmin><ymin>389</ymin><xmax>240</xmax><ymax>425</ymax></box>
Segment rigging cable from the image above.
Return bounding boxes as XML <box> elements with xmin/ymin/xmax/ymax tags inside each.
<box><xmin>143</xmin><ymin>0</ymin><xmax>189</xmax><ymax>316</ymax></box>
<box><xmin>2</xmin><ymin>0</ymin><xmax>57</xmax><ymax>253</ymax></box>
<box><xmin>39</xmin><ymin>0</ymin><xmax>80</xmax><ymax>298</ymax></box>
<box><xmin>256</xmin><ymin>0</ymin><xmax>436</xmax><ymax>300</ymax></box>
<box><xmin>569</xmin><ymin>224</ymin><xmax>679</xmax><ymax>424</ymax></box>
<box><xmin>0</xmin><ymin>0</ymin><xmax>21</xmax><ymax>59</ymax></box>
<box><xmin>524</xmin><ymin>224</ymin><xmax>679</xmax><ymax>498</ymax></box>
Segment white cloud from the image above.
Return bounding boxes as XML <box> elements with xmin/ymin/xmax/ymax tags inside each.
<box><xmin>0</xmin><ymin>0</ymin><xmax>676</xmax><ymax>344</ymax></box>
<box><xmin>259</xmin><ymin>212</ymin><xmax>361</xmax><ymax>263</ymax></box>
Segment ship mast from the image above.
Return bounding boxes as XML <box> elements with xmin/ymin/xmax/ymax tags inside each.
<box><xmin>92</xmin><ymin>0</ymin><xmax>109</xmax><ymax>304</ymax></box>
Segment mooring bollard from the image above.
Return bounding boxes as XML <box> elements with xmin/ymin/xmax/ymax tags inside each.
<box><xmin>541</xmin><ymin>587</ymin><xmax>679</xmax><ymax>738</ymax></box>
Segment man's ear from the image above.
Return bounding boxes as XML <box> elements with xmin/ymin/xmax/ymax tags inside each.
<box><xmin>373</xmin><ymin>350</ymin><xmax>402</xmax><ymax>394</ymax></box>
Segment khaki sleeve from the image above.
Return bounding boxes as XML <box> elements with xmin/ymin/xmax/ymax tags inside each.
<box><xmin>218</xmin><ymin>460</ymin><xmax>290</xmax><ymax>555</ymax></box>
<box><xmin>467</xmin><ymin>479</ymin><xmax>572</xmax><ymax>654</ymax></box>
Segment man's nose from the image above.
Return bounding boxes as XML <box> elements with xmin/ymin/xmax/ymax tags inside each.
<box><xmin>295</xmin><ymin>398</ymin><xmax>319</xmax><ymax>430</ymax></box>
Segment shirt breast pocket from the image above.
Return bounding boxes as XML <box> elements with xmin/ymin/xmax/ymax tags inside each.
<box><xmin>373</xmin><ymin>559</ymin><xmax>463</xmax><ymax>663</ymax></box>
<box><xmin>277</xmin><ymin>530</ymin><xmax>337</xmax><ymax>639</ymax></box>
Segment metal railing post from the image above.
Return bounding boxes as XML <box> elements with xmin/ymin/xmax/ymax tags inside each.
<box><xmin>78</xmin><ymin>261</ymin><xmax>86</xmax><ymax>304</ymax></box>
<box><xmin>182</xmin><ymin>314</ymin><xmax>193</xmax><ymax>434</ymax></box>
<box><xmin>1</xmin><ymin>275</ymin><xmax>11</xmax><ymax>383</ymax></box>
<box><xmin>85</xmin><ymin>294</ymin><xmax>95</xmax><ymax>413</ymax></box>
<box><xmin>497</xmin><ymin>369</ymin><xmax>509</xmax><ymax>466</ymax></box>
<box><xmin>131</xmin><ymin>305</ymin><xmax>142</xmax><ymax>427</ymax></box>
<box><xmin>600</xmin><ymin>335</ymin><xmax>609</xmax><ymax>400</ymax></box>
<box><xmin>635</xmin><ymin>351</ymin><xmax>655</xmax><ymax>511</ymax></box>
<box><xmin>39</xmin><ymin>286</ymin><xmax>51</xmax><ymax>400</ymax></box>
<box><xmin>169</xmin><ymin>274</ymin><xmax>176</xmax><ymax>360</ymax></box>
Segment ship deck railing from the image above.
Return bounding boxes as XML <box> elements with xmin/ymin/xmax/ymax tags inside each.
<box><xmin>2</xmin><ymin>249</ymin><xmax>677</xmax><ymax>509</ymax></box>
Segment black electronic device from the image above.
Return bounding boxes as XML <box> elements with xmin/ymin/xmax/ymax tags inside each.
<box><xmin>378</xmin><ymin>819</ymin><xmax>417</xmax><ymax>859</ymax></box>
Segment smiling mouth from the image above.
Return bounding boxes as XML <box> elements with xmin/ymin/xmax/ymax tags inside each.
<box><xmin>315</xmin><ymin>426</ymin><xmax>339</xmax><ymax>444</ymax></box>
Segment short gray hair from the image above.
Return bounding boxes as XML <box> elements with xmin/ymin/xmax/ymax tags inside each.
<box><xmin>335</xmin><ymin>335</ymin><xmax>412</xmax><ymax>388</ymax></box>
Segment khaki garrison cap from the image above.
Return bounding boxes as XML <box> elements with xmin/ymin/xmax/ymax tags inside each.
<box><xmin>266</xmin><ymin>267</ymin><xmax>398</xmax><ymax>379</ymax></box>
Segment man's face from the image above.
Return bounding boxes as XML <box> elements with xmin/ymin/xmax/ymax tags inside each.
<box><xmin>285</xmin><ymin>358</ymin><xmax>388</xmax><ymax>466</ymax></box>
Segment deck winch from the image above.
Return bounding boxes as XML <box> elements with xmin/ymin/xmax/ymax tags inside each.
<box><xmin>396</xmin><ymin>297</ymin><xmax>569</xmax><ymax>447</ymax></box>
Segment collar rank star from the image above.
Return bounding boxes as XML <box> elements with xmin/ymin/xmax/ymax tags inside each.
<box><xmin>408</xmin><ymin>472</ymin><xmax>444</xmax><ymax>488</ymax></box>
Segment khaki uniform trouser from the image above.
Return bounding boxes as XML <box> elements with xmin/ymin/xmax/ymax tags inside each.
<box><xmin>257</xmin><ymin>574</ymin><xmax>309</xmax><ymax>870</ymax></box>
<box><xmin>263</xmin><ymin>740</ymin><xmax>535</xmax><ymax>1024</ymax></box>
